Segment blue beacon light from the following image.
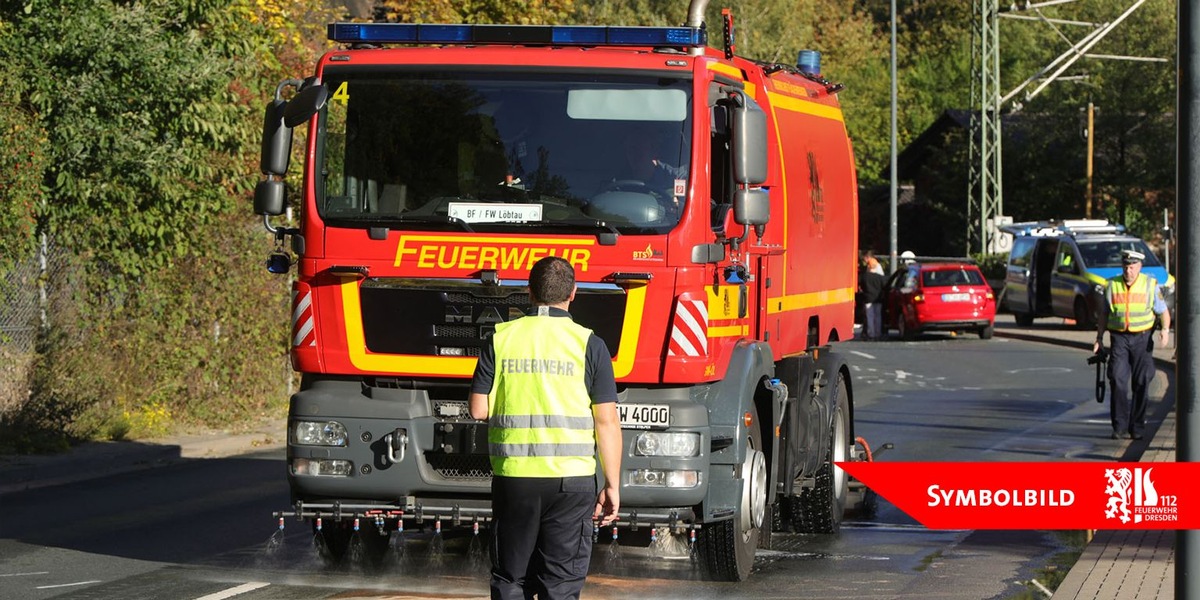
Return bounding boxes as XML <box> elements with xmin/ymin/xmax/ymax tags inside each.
<box><xmin>327</xmin><ymin>23</ymin><xmax>706</xmax><ymax>48</ymax></box>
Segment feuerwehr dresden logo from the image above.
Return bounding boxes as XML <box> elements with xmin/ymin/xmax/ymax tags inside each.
<box><xmin>1104</xmin><ymin>467</ymin><xmax>1177</xmax><ymax>524</ymax></box>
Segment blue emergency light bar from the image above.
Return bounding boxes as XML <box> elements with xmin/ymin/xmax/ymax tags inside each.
<box><xmin>999</xmin><ymin>219</ymin><xmax>1127</xmax><ymax>237</ymax></box>
<box><xmin>327</xmin><ymin>22</ymin><xmax>707</xmax><ymax>48</ymax></box>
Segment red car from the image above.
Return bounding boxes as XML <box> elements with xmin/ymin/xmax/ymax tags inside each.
<box><xmin>882</xmin><ymin>259</ymin><xmax>996</xmax><ymax>340</ymax></box>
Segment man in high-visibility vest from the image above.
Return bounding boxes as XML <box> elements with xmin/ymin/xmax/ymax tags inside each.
<box><xmin>469</xmin><ymin>256</ymin><xmax>621</xmax><ymax>600</ymax></box>
<box><xmin>1092</xmin><ymin>249</ymin><xmax>1171</xmax><ymax>440</ymax></box>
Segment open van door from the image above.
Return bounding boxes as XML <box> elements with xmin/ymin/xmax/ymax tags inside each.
<box><xmin>1004</xmin><ymin>236</ymin><xmax>1036</xmax><ymax>325</ymax></box>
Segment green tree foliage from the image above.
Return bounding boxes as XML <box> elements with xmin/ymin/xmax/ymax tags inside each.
<box><xmin>0</xmin><ymin>0</ymin><xmax>337</xmax><ymax>449</ymax></box>
<box><xmin>10</xmin><ymin>0</ymin><xmax>245</xmax><ymax>275</ymax></box>
<box><xmin>572</xmin><ymin>0</ymin><xmax>684</xmax><ymax>26</ymax></box>
<box><xmin>0</xmin><ymin>37</ymin><xmax>49</xmax><ymax>270</ymax></box>
<box><xmin>376</xmin><ymin>0</ymin><xmax>576</xmax><ymax>24</ymax></box>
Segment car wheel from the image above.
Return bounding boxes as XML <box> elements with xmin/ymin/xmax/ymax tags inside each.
<box><xmin>1073</xmin><ymin>297</ymin><xmax>1094</xmax><ymax>330</ymax></box>
<box><xmin>898</xmin><ymin>316</ymin><xmax>915</xmax><ymax>340</ymax></box>
<box><xmin>979</xmin><ymin>324</ymin><xmax>994</xmax><ymax>340</ymax></box>
<box><xmin>1014</xmin><ymin>311</ymin><xmax>1034</xmax><ymax>327</ymax></box>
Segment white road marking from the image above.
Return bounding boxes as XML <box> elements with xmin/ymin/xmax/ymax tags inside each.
<box><xmin>36</xmin><ymin>581</ymin><xmax>101</xmax><ymax>589</ymax></box>
<box><xmin>850</xmin><ymin>350</ymin><xmax>876</xmax><ymax>360</ymax></box>
<box><xmin>1005</xmin><ymin>367</ymin><xmax>1073</xmax><ymax>374</ymax></box>
<box><xmin>193</xmin><ymin>582</ymin><xmax>271</xmax><ymax>600</ymax></box>
<box><xmin>0</xmin><ymin>572</ymin><xmax>49</xmax><ymax>577</ymax></box>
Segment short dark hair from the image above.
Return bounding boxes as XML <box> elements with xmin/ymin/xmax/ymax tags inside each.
<box><xmin>529</xmin><ymin>256</ymin><xmax>575</xmax><ymax>304</ymax></box>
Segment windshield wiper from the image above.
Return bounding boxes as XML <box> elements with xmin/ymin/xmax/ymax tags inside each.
<box><xmin>324</xmin><ymin>213</ymin><xmax>474</xmax><ymax>233</ymax></box>
<box><xmin>472</xmin><ymin>218</ymin><xmax>619</xmax><ymax>245</ymax></box>
<box><xmin>528</xmin><ymin>218</ymin><xmax>620</xmax><ymax>245</ymax></box>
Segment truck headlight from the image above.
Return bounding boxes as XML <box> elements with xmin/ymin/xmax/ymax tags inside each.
<box><xmin>291</xmin><ymin>458</ymin><xmax>353</xmax><ymax>477</ymax></box>
<box><xmin>292</xmin><ymin>420</ymin><xmax>348</xmax><ymax>447</ymax></box>
<box><xmin>634</xmin><ymin>432</ymin><xmax>700</xmax><ymax>457</ymax></box>
<box><xmin>628</xmin><ymin>469</ymin><xmax>701</xmax><ymax>488</ymax></box>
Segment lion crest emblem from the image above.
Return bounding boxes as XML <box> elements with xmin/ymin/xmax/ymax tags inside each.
<box><xmin>1104</xmin><ymin>468</ymin><xmax>1132</xmax><ymax>524</ymax></box>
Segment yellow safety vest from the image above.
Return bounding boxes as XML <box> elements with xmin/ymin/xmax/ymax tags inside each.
<box><xmin>487</xmin><ymin>314</ymin><xmax>596</xmax><ymax>478</ymax></box>
<box><xmin>1105</xmin><ymin>274</ymin><xmax>1158</xmax><ymax>333</ymax></box>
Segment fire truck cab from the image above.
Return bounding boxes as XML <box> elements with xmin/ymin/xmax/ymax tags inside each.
<box><xmin>256</xmin><ymin>0</ymin><xmax>860</xmax><ymax>581</ymax></box>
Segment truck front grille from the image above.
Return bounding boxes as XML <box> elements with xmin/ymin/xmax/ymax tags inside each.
<box><xmin>426</xmin><ymin>453</ymin><xmax>492</xmax><ymax>480</ymax></box>
<box><xmin>358</xmin><ymin>278</ymin><xmax>626</xmax><ymax>358</ymax></box>
<box><xmin>433</xmin><ymin>324</ymin><xmax>477</xmax><ymax>339</ymax></box>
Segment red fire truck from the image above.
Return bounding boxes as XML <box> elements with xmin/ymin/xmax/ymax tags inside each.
<box><xmin>256</xmin><ymin>0</ymin><xmax>860</xmax><ymax>581</ymax></box>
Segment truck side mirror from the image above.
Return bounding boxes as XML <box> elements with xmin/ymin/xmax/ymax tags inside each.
<box><xmin>282</xmin><ymin>83</ymin><xmax>329</xmax><ymax>128</ymax></box>
<box><xmin>257</xmin><ymin>81</ymin><xmax>327</xmax><ymax>217</ymax></box>
<box><xmin>260</xmin><ymin>99</ymin><xmax>292</xmax><ymax>177</ymax></box>
<box><xmin>733</xmin><ymin>188</ymin><xmax>769</xmax><ymax>226</ymax></box>
<box><xmin>255</xmin><ymin>179</ymin><xmax>287</xmax><ymax>216</ymax></box>
<box><xmin>731</xmin><ymin>93</ymin><xmax>768</xmax><ymax>185</ymax></box>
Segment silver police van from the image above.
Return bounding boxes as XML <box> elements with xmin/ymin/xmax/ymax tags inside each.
<box><xmin>1001</xmin><ymin>220</ymin><xmax>1173</xmax><ymax>328</ymax></box>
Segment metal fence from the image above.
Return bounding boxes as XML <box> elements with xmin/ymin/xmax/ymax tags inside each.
<box><xmin>0</xmin><ymin>239</ymin><xmax>46</xmax><ymax>413</ymax></box>
<box><xmin>0</xmin><ymin>241</ymin><xmax>44</xmax><ymax>353</ymax></box>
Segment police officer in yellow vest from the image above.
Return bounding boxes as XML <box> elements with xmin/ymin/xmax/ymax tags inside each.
<box><xmin>1092</xmin><ymin>249</ymin><xmax>1171</xmax><ymax>440</ymax></box>
<box><xmin>469</xmin><ymin>256</ymin><xmax>621</xmax><ymax>600</ymax></box>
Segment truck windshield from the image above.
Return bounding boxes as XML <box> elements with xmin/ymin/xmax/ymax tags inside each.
<box><xmin>315</xmin><ymin>69</ymin><xmax>693</xmax><ymax>234</ymax></box>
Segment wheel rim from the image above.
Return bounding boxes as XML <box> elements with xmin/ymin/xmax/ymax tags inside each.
<box><xmin>831</xmin><ymin>405</ymin><xmax>849</xmax><ymax>504</ymax></box>
<box><xmin>740</xmin><ymin>442</ymin><xmax>768</xmax><ymax>536</ymax></box>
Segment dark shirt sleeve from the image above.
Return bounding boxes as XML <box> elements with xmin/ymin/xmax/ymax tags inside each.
<box><xmin>585</xmin><ymin>334</ymin><xmax>618</xmax><ymax>404</ymax></box>
<box><xmin>655</xmin><ymin>160</ymin><xmax>688</xmax><ymax>180</ymax></box>
<box><xmin>470</xmin><ymin>339</ymin><xmax>496</xmax><ymax>395</ymax></box>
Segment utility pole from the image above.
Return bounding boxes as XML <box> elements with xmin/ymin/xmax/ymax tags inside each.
<box><xmin>889</xmin><ymin>0</ymin><xmax>898</xmax><ymax>272</ymax></box>
<box><xmin>968</xmin><ymin>0</ymin><xmax>1002</xmax><ymax>256</ymax></box>
<box><xmin>1179</xmin><ymin>1</ymin><xmax>1199</xmax><ymax>595</ymax></box>
<box><xmin>1086</xmin><ymin>102</ymin><xmax>1095</xmax><ymax>218</ymax></box>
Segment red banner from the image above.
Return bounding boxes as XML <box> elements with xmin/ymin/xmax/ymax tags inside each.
<box><xmin>837</xmin><ymin>462</ymin><xmax>1199</xmax><ymax>529</ymax></box>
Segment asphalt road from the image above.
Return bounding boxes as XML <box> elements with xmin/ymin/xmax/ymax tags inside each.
<box><xmin>0</xmin><ymin>334</ymin><xmax>1169</xmax><ymax>600</ymax></box>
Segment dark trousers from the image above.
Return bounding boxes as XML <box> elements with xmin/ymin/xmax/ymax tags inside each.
<box><xmin>490</xmin><ymin>475</ymin><xmax>596</xmax><ymax>600</ymax></box>
<box><xmin>1107</xmin><ymin>329</ymin><xmax>1155</xmax><ymax>436</ymax></box>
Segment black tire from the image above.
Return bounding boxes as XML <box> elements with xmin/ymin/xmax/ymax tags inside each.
<box><xmin>791</xmin><ymin>376</ymin><xmax>850</xmax><ymax>534</ymax></box>
<box><xmin>697</xmin><ymin>404</ymin><xmax>766</xmax><ymax>581</ymax></box>
<box><xmin>979</xmin><ymin>324</ymin><xmax>994</xmax><ymax>340</ymax></box>
<box><xmin>314</xmin><ymin>519</ymin><xmax>390</xmax><ymax>568</ymax></box>
<box><xmin>1014</xmin><ymin>311</ymin><xmax>1034</xmax><ymax>326</ymax></box>
<box><xmin>1073</xmin><ymin>296</ymin><xmax>1094</xmax><ymax>329</ymax></box>
<box><xmin>898</xmin><ymin>316</ymin><xmax>915</xmax><ymax>340</ymax></box>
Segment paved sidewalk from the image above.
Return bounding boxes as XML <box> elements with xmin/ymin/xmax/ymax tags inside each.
<box><xmin>0</xmin><ymin>418</ymin><xmax>285</xmax><ymax>495</ymax></box>
<box><xmin>995</xmin><ymin>314</ymin><xmax>1176</xmax><ymax>600</ymax></box>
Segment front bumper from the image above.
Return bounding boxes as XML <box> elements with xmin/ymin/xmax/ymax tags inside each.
<box><xmin>915</xmin><ymin>318</ymin><xmax>992</xmax><ymax>332</ymax></box>
<box><xmin>285</xmin><ymin>378</ymin><xmax>713</xmax><ymax>529</ymax></box>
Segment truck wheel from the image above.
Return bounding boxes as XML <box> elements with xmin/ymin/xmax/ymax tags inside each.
<box><xmin>314</xmin><ymin>520</ymin><xmax>390</xmax><ymax>568</ymax></box>
<box><xmin>1073</xmin><ymin>297</ymin><xmax>1094</xmax><ymax>329</ymax></box>
<box><xmin>697</xmin><ymin>405</ymin><xmax>766</xmax><ymax>581</ymax></box>
<box><xmin>792</xmin><ymin>376</ymin><xmax>849</xmax><ymax>534</ymax></box>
